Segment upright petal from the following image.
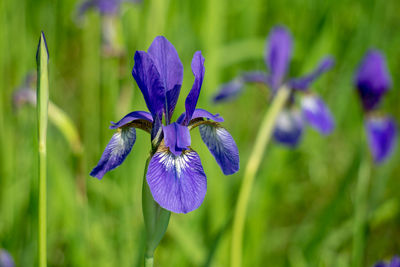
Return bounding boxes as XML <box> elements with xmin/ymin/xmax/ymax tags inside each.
<box><xmin>162</xmin><ymin>122</ymin><xmax>191</xmax><ymax>156</ymax></box>
<box><xmin>147</xmin><ymin>146</ymin><xmax>207</xmax><ymax>214</ymax></box>
<box><xmin>266</xmin><ymin>26</ymin><xmax>293</xmax><ymax>91</ymax></box>
<box><xmin>289</xmin><ymin>57</ymin><xmax>335</xmax><ymax>90</ymax></box>
<box><xmin>148</xmin><ymin>36</ymin><xmax>184</xmax><ymax>122</ymax></box>
<box><xmin>199</xmin><ymin>122</ymin><xmax>239</xmax><ymax>175</ymax></box>
<box><xmin>366</xmin><ymin>116</ymin><xmax>397</xmax><ymax>164</ymax></box>
<box><xmin>355</xmin><ymin>50</ymin><xmax>392</xmax><ymax>111</ymax></box>
<box><xmin>184</xmin><ymin>51</ymin><xmax>205</xmax><ymax>125</ymax></box>
<box><xmin>301</xmin><ymin>94</ymin><xmax>334</xmax><ymax>135</ymax></box>
<box><xmin>132</xmin><ymin>51</ymin><xmax>164</xmax><ymax>119</ymax></box>
<box><xmin>273</xmin><ymin>109</ymin><xmax>304</xmax><ymax>147</ymax></box>
<box><xmin>213</xmin><ymin>78</ymin><xmax>244</xmax><ymax>103</ymax></box>
<box><xmin>90</xmin><ymin>127</ymin><xmax>136</xmax><ymax>179</ymax></box>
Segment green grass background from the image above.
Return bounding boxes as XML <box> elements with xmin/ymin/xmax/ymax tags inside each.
<box><xmin>1</xmin><ymin>0</ymin><xmax>400</xmax><ymax>266</ymax></box>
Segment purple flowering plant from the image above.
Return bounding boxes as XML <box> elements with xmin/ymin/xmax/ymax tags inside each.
<box><xmin>354</xmin><ymin>50</ymin><xmax>397</xmax><ymax>164</ymax></box>
<box><xmin>0</xmin><ymin>249</ymin><xmax>14</xmax><ymax>267</ymax></box>
<box><xmin>214</xmin><ymin>26</ymin><xmax>335</xmax><ymax>147</ymax></box>
<box><xmin>78</xmin><ymin>0</ymin><xmax>141</xmax><ymax>16</ymax></box>
<box><xmin>375</xmin><ymin>256</ymin><xmax>400</xmax><ymax>267</ymax></box>
<box><xmin>90</xmin><ymin>36</ymin><xmax>240</xmax><ymax>214</ymax></box>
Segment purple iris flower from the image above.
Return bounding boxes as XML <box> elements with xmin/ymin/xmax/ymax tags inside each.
<box><xmin>78</xmin><ymin>0</ymin><xmax>141</xmax><ymax>16</ymax></box>
<box><xmin>0</xmin><ymin>249</ymin><xmax>15</xmax><ymax>267</ymax></box>
<box><xmin>374</xmin><ymin>256</ymin><xmax>400</xmax><ymax>267</ymax></box>
<box><xmin>355</xmin><ymin>50</ymin><xmax>397</xmax><ymax>164</ymax></box>
<box><xmin>214</xmin><ymin>26</ymin><xmax>335</xmax><ymax>147</ymax></box>
<box><xmin>90</xmin><ymin>36</ymin><xmax>240</xmax><ymax>213</ymax></box>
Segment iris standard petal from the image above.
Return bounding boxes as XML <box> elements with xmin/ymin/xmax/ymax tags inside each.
<box><xmin>213</xmin><ymin>78</ymin><xmax>244</xmax><ymax>103</ymax></box>
<box><xmin>148</xmin><ymin>36</ymin><xmax>184</xmax><ymax>122</ymax></box>
<box><xmin>355</xmin><ymin>50</ymin><xmax>392</xmax><ymax>111</ymax></box>
<box><xmin>110</xmin><ymin>110</ymin><xmax>153</xmax><ymax>129</ymax></box>
<box><xmin>199</xmin><ymin>123</ymin><xmax>239</xmax><ymax>175</ymax></box>
<box><xmin>162</xmin><ymin>122</ymin><xmax>191</xmax><ymax>156</ymax></box>
<box><xmin>184</xmin><ymin>51</ymin><xmax>205</xmax><ymax>125</ymax></box>
<box><xmin>301</xmin><ymin>94</ymin><xmax>334</xmax><ymax>135</ymax></box>
<box><xmin>289</xmin><ymin>56</ymin><xmax>335</xmax><ymax>90</ymax></box>
<box><xmin>132</xmin><ymin>51</ymin><xmax>164</xmax><ymax>119</ymax></box>
<box><xmin>273</xmin><ymin>109</ymin><xmax>304</xmax><ymax>147</ymax></box>
<box><xmin>0</xmin><ymin>249</ymin><xmax>14</xmax><ymax>267</ymax></box>
<box><xmin>266</xmin><ymin>26</ymin><xmax>293</xmax><ymax>91</ymax></box>
<box><xmin>90</xmin><ymin>127</ymin><xmax>136</xmax><ymax>179</ymax></box>
<box><xmin>147</xmin><ymin>146</ymin><xmax>207</xmax><ymax>214</ymax></box>
<box><xmin>366</xmin><ymin>116</ymin><xmax>397</xmax><ymax>164</ymax></box>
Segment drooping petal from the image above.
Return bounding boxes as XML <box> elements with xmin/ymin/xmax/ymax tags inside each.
<box><xmin>184</xmin><ymin>51</ymin><xmax>205</xmax><ymax>125</ymax></box>
<box><xmin>176</xmin><ymin>109</ymin><xmax>224</xmax><ymax>125</ymax></box>
<box><xmin>366</xmin><ymin>116</ymin><xmax>397</xmax><ymax>164</ymax></box>
<box><xmin>90</xmin><ymin>127</ymin><xmax>136</xmax><ymax>179</ymax></box>
<box><xmin>273</xmin><ymin>109</ymin><xmax>304</xmax><ymax>147</ymax></box>
<box><xmin>132</xmin><ymin>51</ymin><xmax>164</xmax><ymax>119</ymax></box>
<box><xmin>110</xmin><ymin>110</ymin><xmax>153</xmax><ymax>129</ymax></box>
<box><xmin>301</xmin><ymin>94</ymin><xmax>335</xmax><ymax>135</ymax></box>
<box><xmin>147</xmin><ymin>146</ymin><xmax>207</xmax><ymax>214</ymax></box>
<box><xmin>0</xmin><ymin>249</ymin><xmax>14</xmax><ymax>267</ymax></box>
<box><xmin>266</xmin><ymin>26</ymin><xmax>293</xmax><ymax>91</ymax></box>
<box><xmin>199</xmin><ymin>122</ymin><xmax>239</xmax><ymax>175</ymax></box>
<box><xmin>355</xmin><ymin>50</ymin><xmax>392</xmax><ymax>111</ymax></box>
<box><xmin>162</xmin><ymin>122</ymin><xmax>191</xmax><ymax>156</ymax></box>
<box><xmin>148</xmin><ymin>36</ymin><xmax>184</xmax><ymax>122</ymax></box>
<box><xmin>213</xmin><ymin>78</ymin><xmax>244</xmax><ymax>103</ymax></box>
<box><xmin>289</xmin><ymin>56</ymin><xmax>335</xmax><ymax>90</ymax></box>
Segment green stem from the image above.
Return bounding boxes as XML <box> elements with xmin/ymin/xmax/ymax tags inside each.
<box><xmin>352</xmin><ymin>151</ymin><xmax>371</xmax><ymax>267</ymax></box>
<box><xmin>142</xmin><ymin>156</ymin><xmax>171</xmax><ymax>266</ymax></box>
<box><xmin>144</xmin><ymin>256</ymin><xmax>154</xmax><ymax>267</ymax></box>
<box><xmin>36</xmin><ymin>31</ymin><xmax>49</xmax><ymax>267</ymax></box>
<box><xmin>231</xmin><ymin>87</ymin><xmax>290</xmax><ymax>267</ymax></box>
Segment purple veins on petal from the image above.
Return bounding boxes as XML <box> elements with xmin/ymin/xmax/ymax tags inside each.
<box><xmin>289</xmin><ymin>56</ymin><xmax>335</xmax><ymax>90</ymax></box>
<box><xmin>162</xmin><ymin>122</ymin><xmax>191</xmax><ymax>156</ymax></box>
<box><xmin>90</xmin><ymin>127</ymin><xmax>136</xmax><ymax>179</ymax></box>
<box><xmin>301</xmin><ymin>94</ymin><xmax>335</xmax><ymax>135</ymax></box>
<box><xmin>0</xmin><ymin>249</ymin><xmax>14</xmax><ymax>267</ymax></box>
<box><xmin>266</xmin><ymin>26</ymin><xmax>293</xmax><ymax>91</ymax></box>
<box><xmin>148</xmin><ymin>36</ymin><xmax>184</xmax><ymax>122</ymax></box>
<box><xmin>213</xmin><ymin>78</ymin><xmax>244</xmax><ymax>103</ymax></box>
<box><xmin>366</xmin><ymin>116</ymin><xmax>397</xmax><ymax>164</ymax></box>
<box><xmin>184</xmin><ymin>51</ymin><xmax>205</xmax><ymax>125</ymax></box>
<box><xmin>147</xmin><ymin>147</ymin><xmax>207</xmax><ymax>214</ymax></box>
<box><xmin>110</xmin><ymin>110</ymin><xmax>153</xmax><ymax>129</ymax></box>
<box><xmin>273</xmin><ymin>109</ymin><xmax>304</xmax><ymax>147</ymax></box>
<box><xmin>132</xmin><ymin>51</ymin><xmax>165</xmax><ymax>120</ymax></box>
<box><xmin>199</xmin><ymin>123</ymin><xmax>239</xmax><ymax>175</ymax></box>
<box><xmin>355</xmin><ymin>50</ymin><xmax>392</xmax><ymax>112</ymax></box>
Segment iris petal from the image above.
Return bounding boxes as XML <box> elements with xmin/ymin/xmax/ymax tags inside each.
<box><xmin>301</xmin><ymin>94</ymin><xmax>335</xmax><ymax>135</ymax></box>
<box><xmin>110</xmin><ymin>110</ymin><xmax>153</xmax><ymax>129</ymax></box>
<box><xmin>213</xmin><ymin>78</ymin><xmax>244</xmax><ymax>103</ymax></box>
<box><xmin>0</xmin><ymin>249</ymin><xmax>14</xmax><ymax>267</ymax></box>
<box><xmin>90</xmin><ymin>127</ymin><xmax>136</xmax><ymax>179</ymax></box>
<box><xmin>148</xmin><ymin>36</ymin><xmax>184</xmax><ymax>122</ymax></box>
<box><xmin>366</xmin><ymin>116</ymin><xmax>397</xmax><ymax>164</ymax></box>
<box><xmin>266</xmin><ymin>26</ymin><xmax>293</xmax><ymax>91</ymax></box>
<box><xmin>162</xmin><ymin>122</ymin><xmax>191</xmax><ymax>156</ymax></box>
<box><xmin>199</xmin><ymin>123</ymin><xmax>239</xmax><ymax>175</ymax></box>
<box><xmin>184</xmin><ymin>51</ymin><xmax>205</xmax><ymax>125</ymax></box>
<box><xmin>273</xmin><ymin>109</ymin><xmax>304</xmax><ymax>147</ymax></box>
<box><xmin>147</xmin><ymin>147</ymin><xmax>207</xmax><ymax>214</ymax></box>
<box><xmin>355</xmin><ymin>50</ymin><xmax>392</xmax><ymax>111</ymax></box>
<box><xmin>289</xmin><ymin>56</ymin><xmax>335</xmax><ymax>90</ymax></box>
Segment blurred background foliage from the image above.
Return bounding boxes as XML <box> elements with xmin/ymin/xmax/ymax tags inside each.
<box><xmin>1</xmin><ymin>0</ymin><xmax>400</xmax><ymax>266</ymax></box>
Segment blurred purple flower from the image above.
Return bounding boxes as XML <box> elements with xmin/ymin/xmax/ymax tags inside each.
<box><xmin>374</xmin><ymin>256</ymin><xmax>400</xmax><ymax>267</ymax></box>
<box><xmin>0</xmin><ymin>249</ymin><xmax>15</xmax><ymax>267</ymax></box>
<box><xmin>12</xmin><ymin>73</ymin><xmax>37</xmax><ymax>110</ymax></box>
<box><xmin>355</xmin><ymin>50</ymin><xmax>392</xmax><ymax>112</ymax></box>
<box><xmin>214</xmin><ymin>26</ymin><xmax>335</xmax><ymax>147</ymax></box>
<box><xmin>91</xmin><ymin>36</ymin><xmax>239</xmax><ymax>213</ymax></box>
<box><xmin>354</xmin><ymin>50</ymin><xmax>397</xmax><ymax>164</ymax></box>
<box><xmin>78</xmin><ymin>0</ymin><xmax>141</xmax><ymax>16</ymax></box>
